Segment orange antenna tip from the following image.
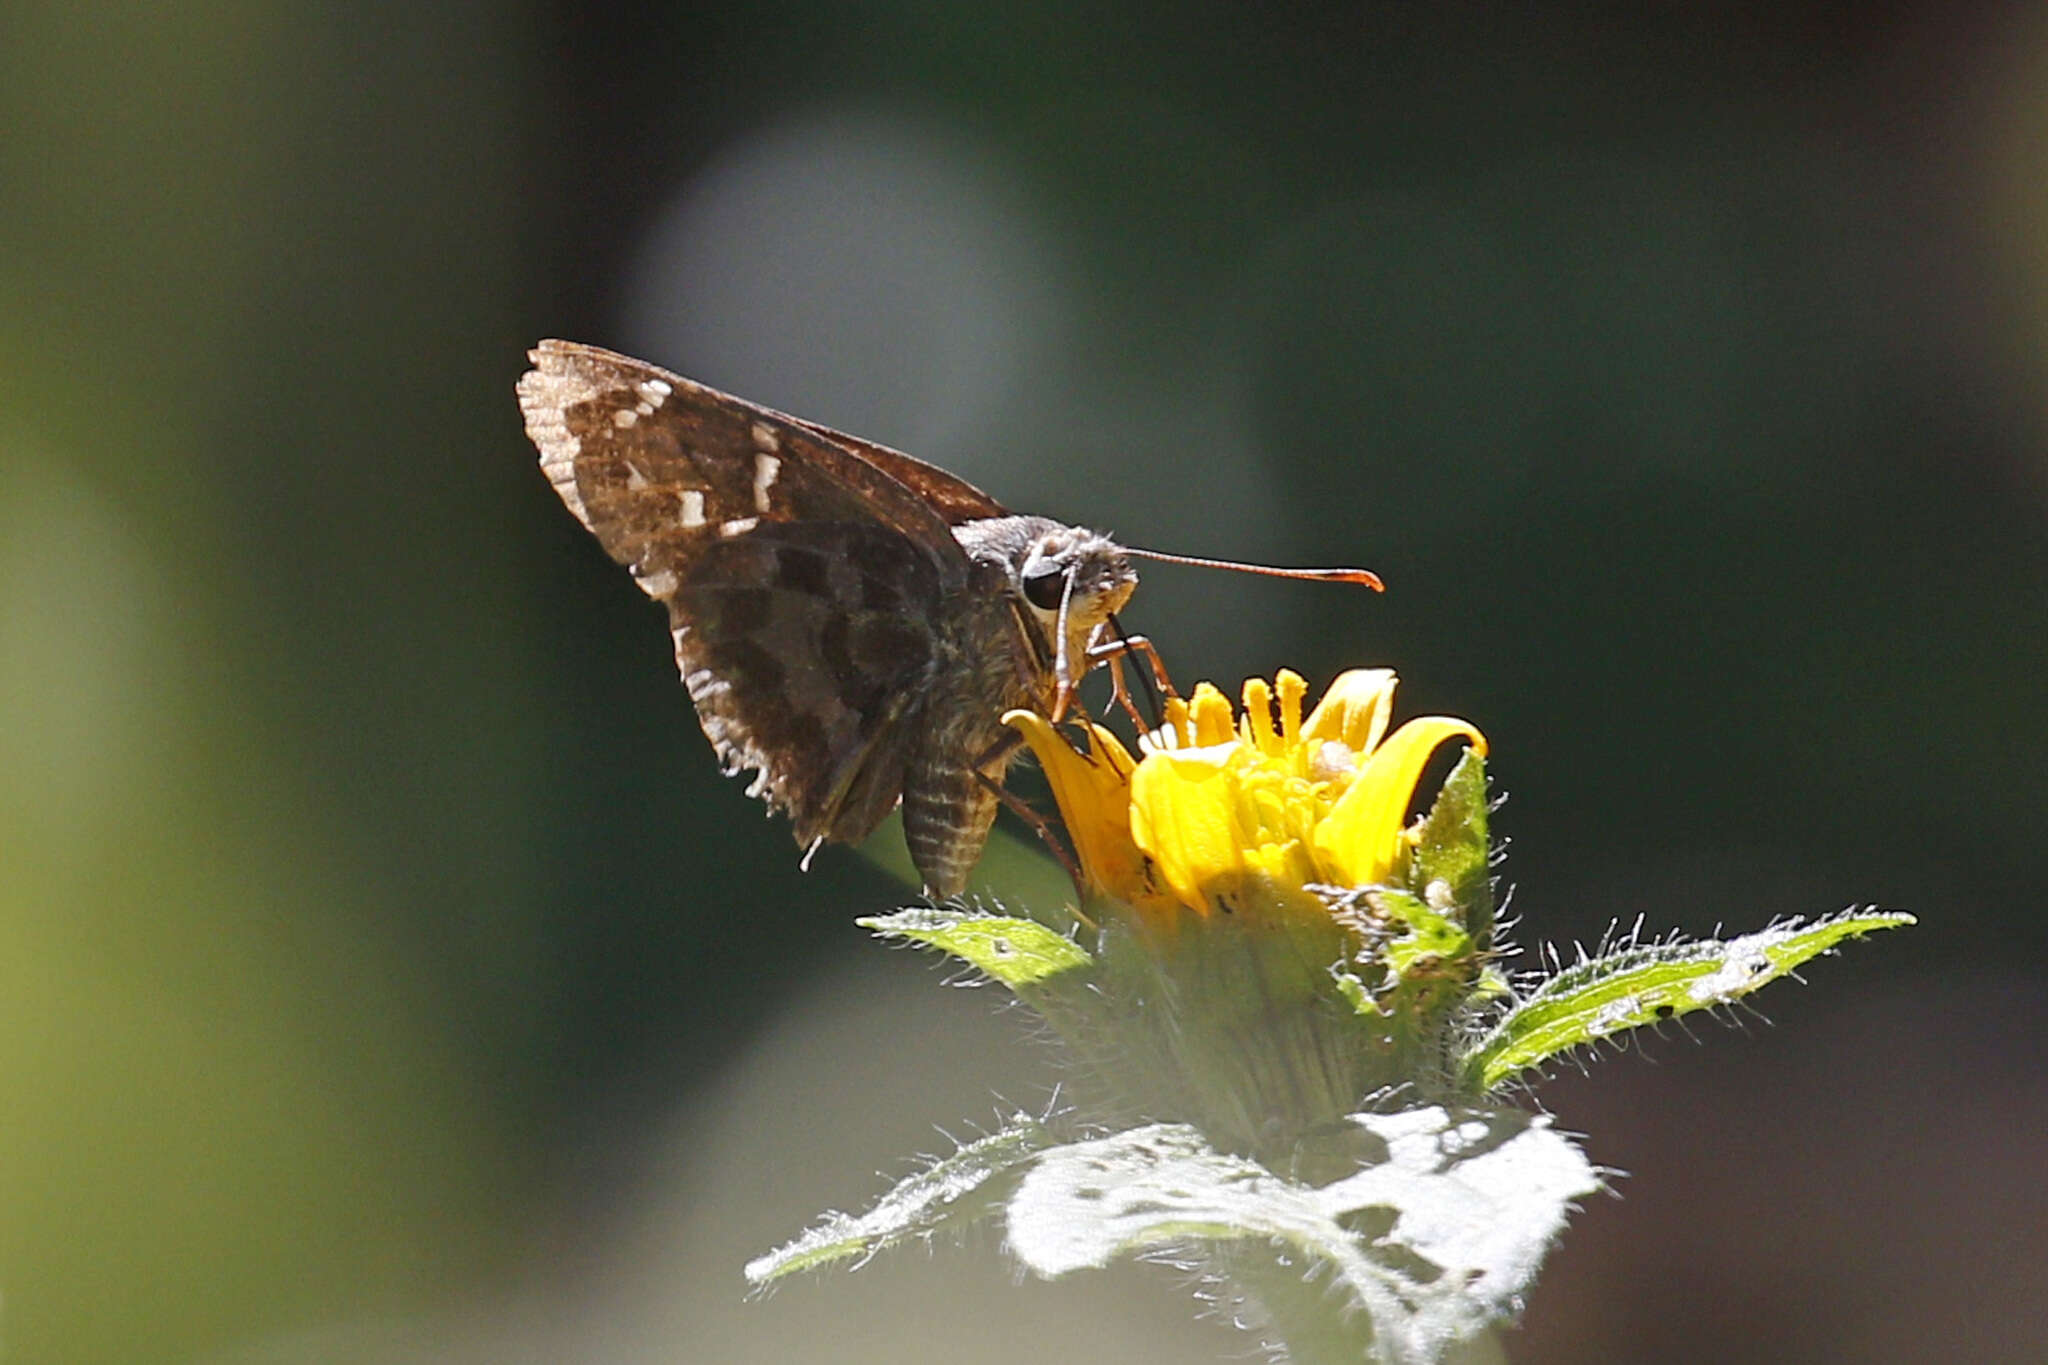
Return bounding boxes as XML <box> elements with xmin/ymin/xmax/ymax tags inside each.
<box><xmin>1124</xmin><ymin>546</ymin><xmax>1385</xmax><ymax>591</ymax></box>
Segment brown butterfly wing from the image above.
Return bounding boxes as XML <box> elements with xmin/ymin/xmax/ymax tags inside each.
<box><xmin>517</xmin><ymin>340</ymin><xmax>967</xmax><ymax>849</ymax></box>
<box><xmin>780</xmin><ymin>416</ymin><xmax>1012</xmax><ymax>526</ymax></box>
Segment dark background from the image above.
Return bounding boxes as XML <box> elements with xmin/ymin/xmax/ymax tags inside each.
<box><xmin>4</xmin><ymin>3</ymin><xmax>2043</xmax><ymax>1361</ymax></box>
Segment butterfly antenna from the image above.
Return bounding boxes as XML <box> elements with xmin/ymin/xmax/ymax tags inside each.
<box><xmin>1105</xmin><ymin>612</ymin><xmax>1163</xmax><ymax>730</ymax></box>
<box><xmin>1123</xmin><ymin>546</ymin><xmax>1384</xmax><ymax>590</ymax></box>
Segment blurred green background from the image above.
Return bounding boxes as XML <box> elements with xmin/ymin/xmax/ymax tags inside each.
<box><xmin>4</xmin><ymin>3</ymin><xmax>2044</xmax><ymax>1361</ymax></box>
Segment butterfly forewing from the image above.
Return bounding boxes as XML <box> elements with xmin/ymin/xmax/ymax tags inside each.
<box><xmin>518</xmin><ymin>341</ymin><xmax>973</xmax><ymax>579</ymax></box>
<box><xmin>779</xmin><ymin>416</ymin><xmax>1010</xmax><ymax>527</ymax></box>
<box><xmin>517</xmin><ymin>341</ymin><xmax>970</xmax><ymax>850</ymax></box>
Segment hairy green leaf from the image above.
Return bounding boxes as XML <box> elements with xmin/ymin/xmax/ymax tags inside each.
<box><xmin>1005</xmin><ymin>1107</ymin><xmax>1598</xmax><ymax>1365</ymax></box>
<box><xmin>746</xmin><ymin>1117</ymin><xmax>1054</xmax><ymax>1287</ymax></box>
<box><xmin>1459</xmin><ymin>910</ymin><xmax>1916</xmax><ymax>1091</ymax></box>
<box><xmin>861</xmin><ymin>907</ymin><xmax>1094</xmax><ymax>987</ymax></box>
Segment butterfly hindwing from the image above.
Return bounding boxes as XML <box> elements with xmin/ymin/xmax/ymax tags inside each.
<box><xmin>671</xmin><ymin>519</ymin><xmax>940</xmax><ymax>845</ymax></box>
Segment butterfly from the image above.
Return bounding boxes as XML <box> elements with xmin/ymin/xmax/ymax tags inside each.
<box><xmin>518</xmin><ymin>341</ymin><xmax>1382</xmax><ymax>898</ymax></box>
<box><xmin>518</xmin><ymin>340</ymin><xmax>1153</xmax><ymax>898</ymax></box>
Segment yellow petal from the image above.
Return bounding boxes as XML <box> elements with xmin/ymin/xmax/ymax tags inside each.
<box><xmin>1244</xmin><ymin>835</ymin><xmax>1320</xmax><ymax>905</ymax></box>
<box><xmin>1188</xmin><ymin>681</ymin><xmax>1236</xmax><ymax>747</ymax></box>
<box><xmin>1276</xmin><ymin>669</ymin><xmax>1308</xmax><ymax>745</ymax></box>
<box><xmin>1003</xmin><ymin>709</ymin><xmax>1145</xmax><ymax>898</ymax></box>
<box><xmin>1312</xmin><ymin>716</ymin><xmax>1485</xmax><ymax>887</ymax></box>
<box><xmin>1240</xmin><ymin>675</ymin><xmax>1275</xmax><ymax>751</ymax></box>
<box><xmin>1130</xmin><ymin>746</ymin><xmax>1249</xmax><ymax>916</ymax></box>
<box><xmin>1301</xmin><ymin>669</ymin><xmax>1398</xmax><ymax>756</ymax></box>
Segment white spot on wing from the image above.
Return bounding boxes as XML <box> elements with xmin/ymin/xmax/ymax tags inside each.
<box><xmin>680</xmin><ymin>490</ymin><xmax>706</xmax><ymax>528</ymax></box>
<box><xmin>720</xmin><ymin>516</ymin><xmax>759</xmax><ymax>537</ymax></box>
<box><xmin>624</xmin><ymin>462</ymin><xmax>650</xmax><ymax>490</ymax></box>
<box><xmin>636</xmin><ymin>378</ymin><xmax>672</xmax><ymax>407</ymax></box>
<box><xmin>638</xmin><ymin>568</ymin><xmax>678</xmax><ymax>597</ymax></box>
<box><xmin>752</xmin><ymin>453</ymin><xmax>781</xmax><ymax>512</ymax></box>
<box><xmin>750</xmin><ymin>421</ymin><xmax>780</xmax><ymax>452</ymax></box>
<box><xmin>612</xmin><ymin>408</ymin><xmax>639</xmax><ymax>428</ymax></box>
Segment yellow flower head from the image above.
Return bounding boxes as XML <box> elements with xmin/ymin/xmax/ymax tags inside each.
<box><xmin>1006</xmin><ymin>670</ymin><xmax>1484</xmax><ymax>921</ymax></box>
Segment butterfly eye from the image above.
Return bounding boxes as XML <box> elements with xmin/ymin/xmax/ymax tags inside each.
<box><xmin>1022</xmin><ymin>563</ymin><xmax>1068</xmax><ymax>610</ymax></box>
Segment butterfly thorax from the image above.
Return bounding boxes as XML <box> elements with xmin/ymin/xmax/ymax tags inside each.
<box><xmin>892</xmin><ymin>515</ymin><xmax>1136</xmax><ymax>896</ymax></box>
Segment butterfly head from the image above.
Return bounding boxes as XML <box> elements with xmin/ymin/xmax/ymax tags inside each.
<box><xmin>1012</xmin><ymin>522</ymin><xmax>1137</xmax><ymax>679</ymax></box>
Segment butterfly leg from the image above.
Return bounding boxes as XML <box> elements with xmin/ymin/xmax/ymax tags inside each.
<box><xmin>1086</xmin><ymin>630</ymin><xmax>1180</xmax><ymax>732</ymax></box>
<box><xmin>1049</xmin><ymin>669</ymin><xmax>1084</xmax><ymax>725</ymax></box>
<box><xmin>967</xmin><ymin>731</ymin><xmax>1089</xmax><ymax>894</ymax></box>
<box><xmin>1096</xmin><ymin>650</ymin><xmax>1149</xmax><ymax>733</ymax></box>
<box><xmin>974</xmin><ymin>770</ymin><xmax>1086</xmax><ymax>895</ymax></box>
<box><xmin>1091</xmin><ymin>629</ymin><xmax>1180</xmax><ymax>701</ymax></box>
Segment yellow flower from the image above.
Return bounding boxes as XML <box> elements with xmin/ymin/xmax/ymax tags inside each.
<box><xmin>1006</xmin><ymin>670</ymin><xmax>1484</xmax><ymax>921</ymax></box>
